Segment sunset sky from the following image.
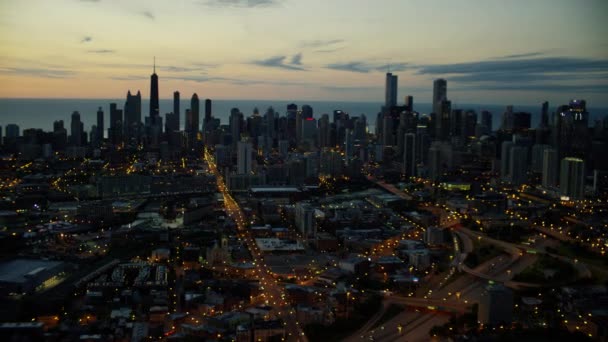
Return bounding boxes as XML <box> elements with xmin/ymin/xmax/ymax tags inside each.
<box><xmin>0</xmin><ymin>0</ymin><xmax>607</xmax><ymax>105</ymax></box>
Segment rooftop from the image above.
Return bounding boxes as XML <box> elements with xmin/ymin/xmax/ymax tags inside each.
<box><xmin>0</xmin><ymin>259</ymin><xmax>63</xmax><ymax>284</ymax></box>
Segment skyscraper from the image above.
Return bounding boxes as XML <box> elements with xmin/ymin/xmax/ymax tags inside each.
<box><xmin>173</xmin><ymin>91</ymin><xmax>180</xmax><ymax>130</ymax></box>
<box><xmin>560</xmin><ymin>157</ymin><xmax>585</xmax><ymax>200</ymax></box>
<box><xmin>385</xmin><ymin>73</ymin><xmax>398</xmax><ymax>108</ymax></box>
<box><xmin>509</xmin><ymin>146</ymin><xmax>528</xmax><ymax>185</ymax></box>
<box><xmin>190</xmin><ymin>93</ymin><xmax>200</xmax><ymax>133</ymax></box>
<box><xmin>403</xmin><ymin>133</ymin><xmax>416</xmax><ymax>178</ymax></box>
<box><xmin>432</xmin><ymin>79</ymin><xmax>447</xmax><ymax>115</ymax></box>
<box><xmin>481</xmin><ymin>110</ymin><xmax>492</xmax><ymax>133</ymax></box>
<box><xmin>70</xmin><ymin>111</ymin><xmax>84</xmax><ymax>146</ymax></box>
<box><xmin>109</xmin><ymin>103</ymin><xmax>123</xmax><ymax>145</ymax></box>
<box><xmin>542</xmin><ymin>148</ymin><xmax>558</xmax><ymax>188</ymax></box>
<box><xmin>124</xmin><ymin>90</ymin><xmax>142</xmax><ymax>143</ymax></box>
<box><xmin>237</xmin><ymin>140</ymin><xmax>252</xmax><ymax>174</ymax></box>
<box><xmin>204</xmin><ymin>99</ymin><xmax>212</xmax><ymax>130</ymax></box>
<box><xmin>150</xmin><ymin>59</ymin><xmax>159</xmax><ymax>119</ymax></box>
<box><xmin>405</xmin><ymin>95</ymin><xmax>414</xmax><ymax>111</ymax></box>
<box><xmin>96</xmin><ymin>107</ymin><xmax>104</xmax><ymax>143</ymax></box>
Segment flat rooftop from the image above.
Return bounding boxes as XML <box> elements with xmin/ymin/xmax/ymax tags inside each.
<box><xmin>0</xmin><ymin>259</ymin><xmax>63</xmax><ymax>284</ymax></box>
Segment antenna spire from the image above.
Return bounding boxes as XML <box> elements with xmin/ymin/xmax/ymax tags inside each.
<box><xmin>153</xmin><ymin>56</ymin><xmax>156</xmax><ymax>74</ymax></box>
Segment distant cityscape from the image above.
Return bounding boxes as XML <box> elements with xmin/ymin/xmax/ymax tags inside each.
<box><xmin>0</xmin><ymin>65</ymin><xmax>607</xmax><ymax>342</ymax></box>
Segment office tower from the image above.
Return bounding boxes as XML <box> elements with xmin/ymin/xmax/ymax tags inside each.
<box><xmin>0</xmin><ymin>126</ymin><xmax>2</xmax><ymax>145</ymax></box>
<box><xmin>70</xmin><ymin>111</ymin><xmax>84</xmax><ymax>146</ymax></box>
<box><xmin>5</xmin><ymin>124</ymin><xmax>19</xmax><ymax>142</ymax></box>
<box><xmin>302</xmin><ymin>104</ymin><xmax>313</xmax><ymax>119</ymax></box>
<box><xmin>436</xmin><ymin>99</ymin><xmax>451</xmax><ymax>141</ymax></box>
<box><xmin>109</xmin><ymin>103</ymin><xmax>123</xmax><ymax>144</ymax></box>
<box><xmin>542</xmin><ymin>148</ymin><xmax>558</xmax><ymax>187</ymax></box>
<box><xmin>318</xmin><ymin>114</ymin><xmax>331</xmax><ymax>148</ymax></box>
<box><xmin>237</xmin><ymin>140</ymin><xmax>252</xmax><ymax>174</ymax></box>
<box><xmin>204</xmin><ymin>98</ymin><xmax>212</xmax><ymax>130</ymax></box>
<box><xmin>405</xmin><ymin>95</ymin><xmax>414</xmax><ymax>111</ymax></box>
<box><xmin>230</xmin><ymin>108</ymin><xmax>243</xmax><ymax>147</ymax></box>
<box><xmin>149</xmin><ymin>59</ymin><xmax>159</xmax><ymax>119</ymax></box>
<box><xmin>512</xmin><ymin>112</ymin><xmax>531</xmax><ymax>132</ymax></box>
<box><xmin>173</xmin><ymin>91</ymin><xmax>180</xmax><ymax>130</ymax></box>
<box><xmin>554</xmin><ymin>99</ymin><xmax>589</xmax><ymax>161</ymax></box>
<box><xmin>385</xmin><ymin>73</ymin><xmax>398</xmax><ymax>108</ymax></box>
<box><xmin>185</xmin><ymin>109</ymin><xmax>193</xmax><ymax>133</ymax></box>
<box><xmin>481</xmin><ymin>110</ymin><xmax>492</xmax><ymax>133</ymax></box>
<box><xmin>416</xmin><ymin>124</ymin><xmax>429</xmax><ymax>164</ymax></box>
<box><xmin>432</xmin><ymin>79</ymin><xmax>447</xmax><ymax>115</ymax></box>
<box><xmin>165</xmin><ymin>112</ymin><xmax>178</xmax><ymax>133</ymax></box>
<box><xmin>478</xmin><ymin>283</ymin><xmax>513</xmax><ymax>326</ymax></box>
<box><xmin>462</xmin><ymin>110</ymin><xmax>477</xmax><ymax>139</ymax></box>
<box><xmin>501</xmin><ymin>105</ymin><xmax>514</xmax><ymax>131</ymax></box>
<box><xmin>403</xmin><ymin>133</ymin><xmax>416</xmax><ymax>178</ymax></box>
<box><xmin>428</xmin><ymin>142</ymin><xmax>442</xmax><ymax>180</ymax></box>
<box><xmin>500</xmin><ymin>141</ymin><xmax>514</xmax><ymax>179</ymax></box>
<box><xmin>560</xmin><ymin>157</ymin><xmax>585</xmax><ymax>200</ymax></box>
<box><xmin>124</xmin><ymin>90</ymin><xmax>142</xmax><ymax>143</ymax></box>
<box><xmin>344</xmin><ymin>128</ymin><xmax>353</xmax><ymax>164</ymax></box>
<box><xmin>509</xmin><ymin>146</ymin><xmax>528</xmax><ymax>185</ymax></box>
<box><xmin>265</xmin><ymin>107</ymin><xmax>276</xmax><ymax>141</ymax></box>
<box><xmin>295</xmin><ymin>202</ymin><xmax>316</xmax><ymax>239</ymax></box>
<box><xmin>540</xmin><ymin>101</ymin><xmax>549</xmax><ymax>128</ymax></box>
<box><xmin>190</xmin><ymin>93</ymin><xmax>200</xmax><ymax>132</ymax></box>
<box><xmin>531</xmin><ymin>144</ymin><xmax>551</xmax><ymax>173</ymax></box>
<box><xmin>353</xmin><ymin>114</ymin><xmax>367</xmax><ymax>141</ymax></box>
<box><xmin>96</xmin><ymin>107</ymin><xmax>104</xmax><ymax>143</ymax></box>
<box><xmin>301</xmin><ymin>117</ymin><xmax>317</xmax><ymax>148</ymax></box>
<box><xmin>90</xmin><ymin>125</ymin><xmax>99</xmax><ymax>147</ymax></box>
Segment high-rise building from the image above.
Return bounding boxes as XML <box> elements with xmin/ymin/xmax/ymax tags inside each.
<box><xmin>70</xmin><ymin>111</ymin><xmax>84</xmax><ymax>146</ymax></box>
<box><xmin>554</xmin><ymin>99</ymin><xmax>589</xmax><ymax>161</ymax></box>
<box><xmin>385</xmin><ymin>73</ymin><xmax>398</xmax><ymax>108</ymax></box>
<box><xmin>531</xmin><ymin>144</ymin><xmax>551</xmax><ymax>173</ymax></box>
<box><xmin>428</xmin><ymin>142</ymin><xmax>442</xmax><ymax>180</ymax></box>
<box><xmin>96</xmin><ymin>107</ymin><xmax>104</xmax><ymax>143</ymax></box>
<box><xmin>149</xmin><ymin>60</ymin><xmax>159</xmax><ymax>119</ymax></box>
<box><xmin>204</xmin><ymin>99</ymin><xmax>212</xmax><ymax>130</ymax></box>
<box><xmin>237</xmin><ymin>140</ymin><xmax>252</xmax><ymax>174</ymax></box>
<box><xmin>542</xmin><ymin>148</ymin><xmax>558</xmax><ymax>188</ymax></box>
<box><xmin>5</xmin><ymin>124</ymin><xmax>19</xmax><ymax>139</ymax></box>
<box><xmin>173</xmin><ymin>91</ymin><xmax>180</xmax><ymax>130</ymax></box>
<box><xmin>295</xmin><ymin>202</ymin><xmax>316</xmax><ymax>239</ymax></box>
<box><xmin>344</xmin><ymin>128</ymin><xmax>353</xmax><ymax>164</ymax></box>
<box><xmin>560</xmin><ymin>157</ymin><xmax>585</xmax><ymax>200</ymax></box>
<box><xmin>230</xmin><ymin>108</ymin><xmax>243</xmax><ymax>147</ymax></box>
<box><xmin>540</xmin><ymin>101</ymin><xmax>549</xmax><ymax>128</ymax></box>
<box><xmin>478</xmin><ymin>283</ymin><xmax>513</xmax><ymax>326</ymax></box>
<box><xmin>190</xmin><ymin>93</ymin><xmax>200</xmax><ymax>133</ymax></box>
<box><xmin>124</xmin><ymin>90</ymin><xmax>142</xmax><ymax>143</ymax></box>
<box><xmin>432</xmin><ymin>79</ymin><xmax>447</xmax><ymax>115</ymax></box>
<box><xmin>109</xmin><ymin>103</ymin><xmax>123</xmax><ymax>144</ymax></box>
<box><xmin>405</xmin><ymin>95</ymin><xmax>414</xmax><ymax>111</ymax></box>
<box><xmin>481</xmin><ymin>110</ymin><xmax>492</xmax><ymax>133</ymax></box>
<box><xmin>500</xmin><ymin>141</ymin><xmax>514</xmax><ymax>179</ymax></box>
<box><xmin>318</xmin><ymin>114</ymin><xmax>331</xmax><ymax>148</ymax></box>
<box><xmin>509</xmin><ymin>146</ymin><xmax>528</xmax><ymax>185</ymax></box>
<box><xmin>436</xmin><ymin>99</ymin><xmax>451</xmax><ymax>141</ymax></box>
<box><xmin>403</xmin><ymin>133</ymin><xmax>416</xmax><ymax>178</ymax></box>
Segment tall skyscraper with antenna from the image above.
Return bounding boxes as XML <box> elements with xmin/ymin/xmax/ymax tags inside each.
<box><xmin>150</xmin><ymin>57</ymin><xmax>159</xmax><ymax>119</ymax></box>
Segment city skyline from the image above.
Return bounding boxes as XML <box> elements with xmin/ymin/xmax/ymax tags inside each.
<box><xmin>1</xmin><ymin>0</ymin><xmax>608</xmax><ymax>105</ymax></box>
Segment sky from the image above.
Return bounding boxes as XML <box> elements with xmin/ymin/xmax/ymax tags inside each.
<box><xmin>0</xmin><ymin>0</ymin><xmax>607</xmax><ymax>105</ymax></box>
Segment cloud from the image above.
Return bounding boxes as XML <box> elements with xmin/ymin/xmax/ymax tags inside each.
<box><xmin>88</xmin><ymin>49</ymin><xmax>115</xmax><ymax>54</ymax></box>
<box><xmin>79</xmin><ymin>0</ymin><xmax>100</xmax><ymax>2</ymax></box>
<box><xmin>300</xmin><ymin>39</ymin><xmax>344</xmax><ymax>48</ymax></box>
<box><xmin>252</xmin><ymin>55</ymin><xmax>306</xmax><ymax>71</ymax></box>
<box><xmin>290</xmin><ymin>53</ymin><xmax>302</xmax><ymax>65</ymax></box>
<box><xmin>202</xmin><ymin>0</ymin><xmax>281</xmax><ymax>8</ymax></box>
<box><xmin>162</xmin><ymin>65</ymin><xmax>206</xmax><ymax>73</ymax></box>
<box><xmin>0</xmin><ymin>67</ymin><xmax>75</xmax><ymax>78</ymax></box>
<box><xmin>110</xmin><ymin>75</ymin><xmax>147</xmax><ymax>81</ymax></box>
<box><xmin>458</xmin><ymin>83</ymin><xmax>608</xmax><ymax>93</ymax></box>
<box><xmin>325</xmin><ymin>61</ymin><xmax>408</xmax><ymax>73</ymax></box>
<box><xmin>164</xmin><ymin>74</ymin><xmax>308</xmax><ymax>86</ymax></box>
<box><xmin>81</xmin><ymin>36</ymin><xmax>92</xmax><ymax>43</ymax></box>
<box><xmin>141</xmin><ymin>10</ymin><xmax>155</xmax><ymax>20</ymax></box>
<box><xmin>416</xmin><ymin>57</ymin><xmax>608</xmax><ymax>75</ymax></box>
<box><xmin>499</xmin><ymin>51</ymin><xmax>545</xmax><ymax>59</ymax></box>
<box><xmin>314</xmin><ymin>47</ymin><xmax>345</xmax><ymax>54</ymax></box>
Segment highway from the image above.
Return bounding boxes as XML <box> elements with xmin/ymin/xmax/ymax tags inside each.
<box><xmin>204</xmin><ymin>149</ymin><xmax>308</xmax><ymax>342</ymax></box>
